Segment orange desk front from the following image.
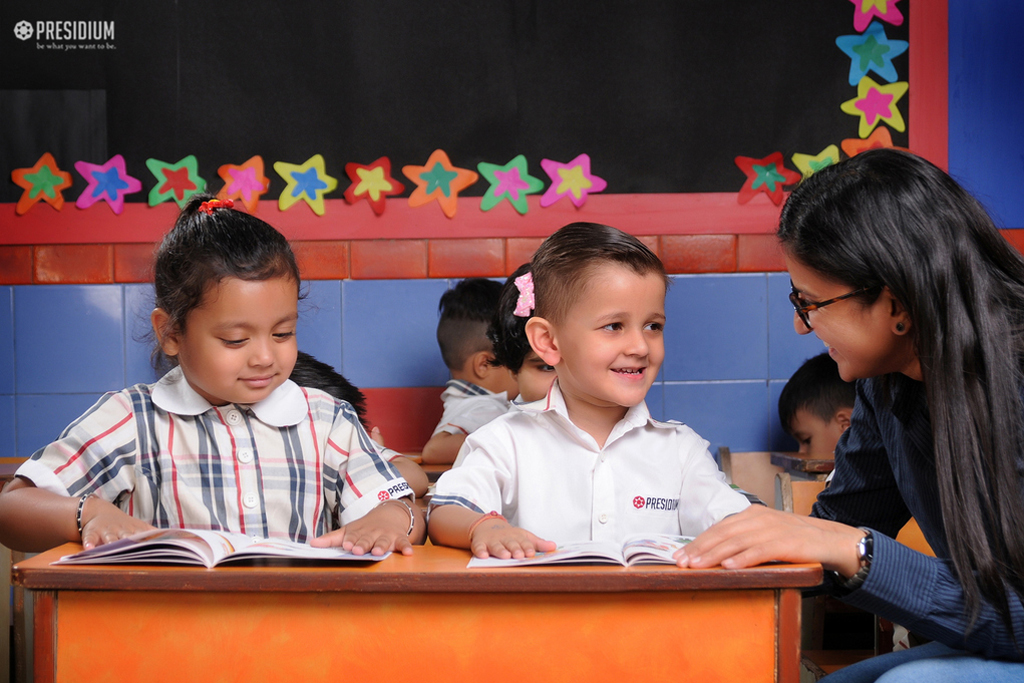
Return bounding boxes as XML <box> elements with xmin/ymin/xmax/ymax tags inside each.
<box><xmin>15</xmin><ymin>544</ymin><xmax>821</xmax><ymax>683</ymax></box>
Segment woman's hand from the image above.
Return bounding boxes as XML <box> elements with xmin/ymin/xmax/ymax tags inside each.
<box><xmin>673</xmin><ymin>505</ymin><xmax>866</xmax><ymax>577</ymax></box>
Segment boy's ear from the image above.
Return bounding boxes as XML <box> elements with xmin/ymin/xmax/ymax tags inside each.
<box><xmin>525</xmin><ymin>317</ymin><xmax>561</xmax><ymax>367</ymax></box>
<box><xmin>469</xmin><ymin>350</ymin><xmax>496</xmax><ymax>382</ymax></box>
<box><xmin>834</xmin><ymin>407</ymin><xmax>853</xmax><ymax>431</ymax></box>
<box><xmin>151</xmin><ymin>308</ymin><xmax>180</xmax><ymax>357</ymax></box>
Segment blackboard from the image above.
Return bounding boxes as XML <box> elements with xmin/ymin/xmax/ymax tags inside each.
<box><xmin>1</xmin><ymin>0</ymin><xmax>910</xmax><ymax>204</ymax></box>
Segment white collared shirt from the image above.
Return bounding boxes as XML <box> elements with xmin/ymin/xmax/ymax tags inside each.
<box><xmin>431</xmin><ymin>381</ymin><xmax>749</xmax><ymax>544</ymax></box>
<box><xmin>431</xmin><ymin>379</ymin><xmax>510</xmax><ymax>436</ymax></box>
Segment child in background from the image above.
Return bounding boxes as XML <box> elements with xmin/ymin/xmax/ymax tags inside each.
<box><xmin>778</xmin><ymin>352</ymin><xmax>855</xmax><ymax>458</ymax></box>
<box><xmin>0</xmin><ymin>195</ymin><xmax>424</xmax><ymax>555</ymax></box>
<box><xmin>429</xmin><ymin>223</ymin><xmax>749</xmax><ymax>558</ymax></box>
<box><xmin>289</xmin><ymin>350</ymin><xmax>428</xmax><ymax>497</ymax></box>
<box><xmin>487</xmin><ymin>263</ymin><xmax>557</xmax><ymax>404</ymax></box>
<box><xmin>421</xmin><ymin>278</ymin><xmax>518</xmax><ymax>465</ymax></box>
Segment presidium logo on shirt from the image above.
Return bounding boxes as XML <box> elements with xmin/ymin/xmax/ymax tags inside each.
<box><xmin>632</xmin><ymin>495</ymin><xmax>679</xmax><ymax>511</ymax></box>
<box><xmin>378</xmin><ymin>481</ymin><xmax>412</xmax><ymax>501</ymax></box>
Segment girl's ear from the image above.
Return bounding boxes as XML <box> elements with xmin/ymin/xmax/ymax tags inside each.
<box><xmin>525</xmin><ymin>317</ymin><xmax>561</xmax><ymax>367</ymax></box>
<box><xmin>151</xmin><ymin>308</ymin><xmax>180</xmax><ymax>357</ymax></box>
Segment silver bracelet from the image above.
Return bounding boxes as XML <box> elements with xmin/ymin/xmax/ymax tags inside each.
<box><xmin>76</xmin><ymin>493</ymin><xmax>92</xmax><ymax>537</ymax></box>
<box><xmin>384</xmin><ymin>498</ymin><xmax>416</xmax><ymax>536</ymax></box>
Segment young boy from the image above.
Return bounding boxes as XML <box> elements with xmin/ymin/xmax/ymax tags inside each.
<box><xmin>778</xmin><ymin>352</ymin><xmax>855</xmax><ymax>457</ymax></box>
<box><xmin>421</xmin><ymin>278</ymin><xmax>519</xmax><ymax>464</ymax></box>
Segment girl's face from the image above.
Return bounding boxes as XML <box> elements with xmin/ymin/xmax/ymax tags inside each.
<box><xmin>547</xmin><ymin>264</ymin><xmax>666</xmax><ymax>419</ymax></box>
<box><xmin>158</xmin><ymin>275</ymin><xmax>299</xmax><ymax>406</ymax></box>
<box><xmin>514</xmin><ymin>352</ymin><xmax>556</xmax><ymax>403</ymax></box>
<box><xmin>785</xmin><ymin>255</ymin><xmax>919</xmax><ymax>382</ymax></box>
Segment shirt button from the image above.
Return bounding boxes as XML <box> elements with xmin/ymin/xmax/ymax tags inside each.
<box><xmin>237</xmin><ymin>449</ymin><xmax>253</xmax><ymax>464</ymax></box>
<box><xmin>227</xmin><ymin>410</ymin><xmax>243</xmax><ymax>425</ymax></box>
<box><xmin>242</xmin><ymin>492</ymin><xmax>259</xmax><ymax>509</ymax></box>
<box><xmin>599</xmin><ymin>513</ymin><xmax>608</xmax><ymax>524</ymax></box>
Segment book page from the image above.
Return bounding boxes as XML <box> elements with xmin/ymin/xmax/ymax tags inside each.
<box><xmin>467</xmin><ymin>540</ymin><xmax>627</xmax><ymax>568</ymax></box>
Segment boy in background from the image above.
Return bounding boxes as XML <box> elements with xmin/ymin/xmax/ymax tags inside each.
<box><xmin>778</xmin><ymin>352</ymin><xmax>855</xmax><ymax>458</ymax></box>
<box><xmin>422</xmin><ymin>278</ymin><xmax>518</xmax><ymax>464</ymax></box>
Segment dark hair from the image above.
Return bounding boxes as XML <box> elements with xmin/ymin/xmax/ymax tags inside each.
<box><xmin>530</xmin><ymin>222</ymin><xmax>669</xmax><ymax>323</ymax></box>
<box><xmin>436</xmin><ymin>278</ymin><xmax>503</xmax><ymax>370</ymax></box>
<box><xmin>289</xmin><ymin>351</ymin><xmax>367</xmax><ymax>426</ymax></box>
<box><xmin>152</xmin><ymin>193</ymin><xmax>301</xmax><ymax>370</ymax></box>
<box><xmin>778</xmin><ymin>148</ymin><xmax>1024</xmax><ymax>631</ymax></box>
<box><xmin>488</xmin><ymin>263</ymin><xmax>534</xmax><ymax>373</ymax></box>
<box><xmin>778</xmin><ymin>353</ymin><xmax>855</xmax><ymax>435</ymax></box>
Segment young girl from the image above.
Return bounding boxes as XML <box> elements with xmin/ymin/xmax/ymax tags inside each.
<box><xmin>0</xmin><ymin>195</ymin><xmax>424</xmax><ymax>555</ymax></box>
<box><xmin>677</xmin><ymin>149</ymin><xmax>1024</xmax><ymax>681</ymax></box>
<box><xmin>428</xmin><ymin>222</ymin><xmax>749</xmax><ymax>558</ymax></box>
<box><xmin>486</xmin><ymin>263</ymin><xmax>557</xmax><ymax>404</ymax></box>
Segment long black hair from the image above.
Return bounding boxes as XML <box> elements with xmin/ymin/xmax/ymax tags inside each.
<box><xmin>778</xmin><ymin>148</ymin><xmax>1024</xmax><ymax>630</ymax></box>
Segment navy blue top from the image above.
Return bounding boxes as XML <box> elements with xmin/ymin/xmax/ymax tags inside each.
<box><xmin>813</xmin><ymin>375</ymin><xmax>1024</xmax><ymax>660</ymax></box>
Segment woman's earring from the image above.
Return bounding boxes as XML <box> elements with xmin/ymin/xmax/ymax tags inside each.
<box><xmin>895</xmin><ymin>322</ymin><xmax>906</xmax><ymax>333</ymax></box>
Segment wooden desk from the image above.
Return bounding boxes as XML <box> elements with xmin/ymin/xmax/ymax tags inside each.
<box><xmin>15</xmin><ymin>545</ymin><xmax>821</xmax><ymax>683</ymax></box>
<box><xmin>770</xmin><ymin>451</ymin><xmax>835</xmax><ymax>480</ymax></box>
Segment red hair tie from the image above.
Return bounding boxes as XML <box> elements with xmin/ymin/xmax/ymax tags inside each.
<box><xmin>198</xmin><ymin>198</ymin><xmax>234</xmax><ymax>215</ymax></box>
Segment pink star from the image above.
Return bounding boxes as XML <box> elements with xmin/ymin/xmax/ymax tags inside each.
<box><xmin>539</xmin><ymin>154</ymin><xmax>607</xmax><ymax>208</ymax></box>
<box><xmin>848</xmin><ymin>0</ymin><xmax>904</xmax><ymax>33</ymax></box>
<box><xmin>73</xmin><ymin>154</ymin><xmax>143</xmax><ymax>214</ymax></box>
<box><xmin>494</xmin><ymin>168</ymin><xmax>529</xmax><ymax>199</ymax></box>
<box><xmin>856</xmin><ymin>87</ymin><xmax>894</xmax><ymax>127</ymax></box>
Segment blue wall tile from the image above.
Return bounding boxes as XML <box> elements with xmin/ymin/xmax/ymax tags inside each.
<box><xmin>15</xmin><ymin>285</ymin><xmax>125</xmax><ymax>394</ymax></box>
<box><xmin>663</xmin><ymin>274</ymin><xmax>768</xmax><ymax>381</ymax></box>
<box><xmin>297</xmin><ymin>280</ymin><xmax>343</xmax><ymax>372</ymax></box>
<box><xmin>663</xmin><ymin>381</ymin><xmax>770</xmax><ymax>454</ymax></box>
<box><xmin>645</xmin><ymin>381</ymin><xmax>664</xmax><ymax>421</ymax></box>
<box><xmin>341</xmin><ymin>279</ymin><xmax>450</xmax><ymax>388</ymax></box>
<box><xmin>0</xmin><ymin>395</ymin><xmax>14</xmax><ymax>458</ymax></box>
<box><xmin>0</xmin><ymin>287</ymin><xmax>14</xmax><ymax>395</ymax></box>
<box><xmin>16</xmin><ymin>393</ymin><xmax>107</xmax><ymax>458</ymax></box>
<box><xmin>767</xmin><ymin>273</ymin><xmax>827</xmax><ymax>380</ymax></box>
<box><xmin>124</xmin><ymin>284</ymin><xmax>161</xmax><ymax>386</ymax></box>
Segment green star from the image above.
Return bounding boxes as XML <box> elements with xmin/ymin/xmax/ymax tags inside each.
<box><xmin>853</xmin><ymin>35</ymin><xmax>890</xmax><ymax>71</ymax></box>
<box><xmin>25</xmin><ymin>165</ymin><xmax>65</xmax><ymax>199</ymax></box>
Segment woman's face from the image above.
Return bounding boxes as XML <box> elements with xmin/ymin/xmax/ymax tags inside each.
<box><xmin>785</xmin><ymin>254</ymin><xmax>920</xmax><ymax>382</ymax></box>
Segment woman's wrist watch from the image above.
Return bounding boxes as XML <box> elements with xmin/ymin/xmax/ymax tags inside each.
<box><xmin>834</xmin><ymin>527</ymin><xmax>873</xmax><ymax>593</ymax></box>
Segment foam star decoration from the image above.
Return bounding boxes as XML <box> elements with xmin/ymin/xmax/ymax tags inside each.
<box><xmin>539</xmin><ymin>154</ymin><xmax>607</xmax><ymax>208</ymax></box>
<box><xmin>402</xmin><ymin>149</ymin><xmax>478</xmax><ymax>218</ymax></box>
<box><xmin>791</xmin><ymin>145</ymin><xmax>841</xmax><ymax>181</ymax></box>
<box><xmin>217</xmin><ymin>156</ymin><xmax>269</xmax><ymax>213</ymax></box>
<box><xmin>478</xmin><ymin>155</ymin><xmax>546</xmax><ymax>214</ymax></box>
<box><xmin>734</xmin><ymin>152</ymin><xmax>802</xmax><ymax>205</ymax></box>
<box><xmin>73</xmin><ymin>154</ymin><xmax>143</xmax><ymax>214</ymax></box>
<box><xmin>836</xmin><ymin>21</ymin><xmax>908</xmax><ymax>85</ymax></box>
<box><xmin>841</xmin><ymin>126</ymin><xmax>895</xmax><ymax>157</ymax></box>
<box><xmin>343</xmin><ymin>157</ymin><xmax>404</xmax><ymax>215</ymax></box>
<box><xmin>145</xmin><ymin>156</ymin><xmax>206</xmax><ymax>208</ymax></box>
<box><xmin>848</xmin><ymin>0</ymin><xmax>904</xmax><ymax>33</ymax></box>
<box><xmin>11</xmin><ymin>152</ymin><xmax>73</xmax><ymax>214</ymax></box>
<box><xmin>841</xmin><ymin>76</ymin><xmax>908</xmax><ymax>138</ymax></box>
<box><xmin>273</xmin><ymin>154</ymin><xmax>338</xmax><ymax>216</ymax></box>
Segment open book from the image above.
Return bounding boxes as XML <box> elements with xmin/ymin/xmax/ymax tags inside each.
<box><xmin>467</xmin><ymin>533</ymin><xmax>692</xmax><ymax>568</ymax></box>
<box><xmin>55</xmin><ymin>528</ymin><xmax>389</xmax><ymax>567</ymax></box>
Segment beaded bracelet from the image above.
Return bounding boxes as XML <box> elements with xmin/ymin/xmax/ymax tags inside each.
<box><xmin>384</xmin><ymin>498</ymin><xmax>416</xmax><ymax>536</ymax></box>
<box><xmin>76</xmin><ymin>493</ymin><xmax>92</xmax><ymax>537</ymax></box>
<box><xmin>468</xmin><ymin>510</ymin><xmax>507</xmax><ymax>540</ymax></box>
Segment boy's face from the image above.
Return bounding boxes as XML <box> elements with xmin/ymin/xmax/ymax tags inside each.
<box><xmin>514</xmin><ymin>352</ymin><xmax>556</xmax><ymax>403</ymax></box>
<box><xmin>789</xmin><ymin>407</ymin><xmax>848</xmax><ymax>456</ymax></box>
<box><xmin>551</xmin><ymin>265</ymin><xmax>665</xmax><ymax>417</ymax></box>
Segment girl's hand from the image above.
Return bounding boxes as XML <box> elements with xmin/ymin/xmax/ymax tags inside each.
<box><xmin>80</xmin><ymin>496</ymin><xmax>155</xmax><ymax>550</ymax></box>
<box><xmin>673</xmin><ymin>505</ymin><xmax>866</xmax><ymax>577</ymax></box>
<box><xmin>469</xmin><ymin>516</ymin><xmax>557</xmax><ymax>560</ymax></box>
<box><xmin>311</xmin><ymin>498</ymin><xmax>420</xmax><ymax>556</ymax></box>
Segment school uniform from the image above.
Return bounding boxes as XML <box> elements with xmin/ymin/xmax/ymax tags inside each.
<box><xmin>430</xmin><ymin>381</ymin><xmax>749</xmax><ymax>544</ymax></box>
<box><xmin>431</xmin><ymin>379</ymin><xmax>510</xmax><ymax>436</ymax></box>
<box><xmin>17</xmin><ymin>367</ymin><xmax>411</xmax><ymax>543</ymax></box>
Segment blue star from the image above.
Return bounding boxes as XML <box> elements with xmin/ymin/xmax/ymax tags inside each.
<box><xmin>92</xmin><ymin>167</ymin><xmax>131</xmax><ymax>201</ymax></box>
<box><xmin>836</xmin><ymin>21</ymin><xmax>908</xmax><ymax>86</ymax></box>
<box><xmin>421</xmin><ymin>162</ymin><xmax>458</xmax><ymax>197</ymax></box>
<box><xmin>291</xmin><ymin>167</ymin><xmax>329</xmax><ymax>199</ymax></box>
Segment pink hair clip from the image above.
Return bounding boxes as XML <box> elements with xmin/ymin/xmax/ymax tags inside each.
<box><xmin>198</xmin><ymin>198</ymin><xmax>234</xmax><ymax>215</ymax></box>
<box><xmin>513</xmin><ymin>272</ymin><xmax>535</xmax><ymax>317</ymax></box>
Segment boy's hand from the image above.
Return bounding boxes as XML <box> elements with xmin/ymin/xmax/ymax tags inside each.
<box><xmin>311</xmin><ymin>498</ymin><xmax>420</xmax><ymax>556</ymax></box>
<box><xmin>80</xmin><ymin>496</ymin><xmax>155</xmax><ymax>549</ymax></box>
<box><xmin>469</xmin><ymin>516</ymin><xmax>556</xmax><ymax>560</ymax></box>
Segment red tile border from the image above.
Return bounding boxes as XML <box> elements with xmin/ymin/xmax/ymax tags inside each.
<box><xmin>34</xmin><ymin>244</ymin><xmax>114</xmax><ymax>283</ymax></box>
<box><xmin>114</xmin><ymin>243</ymin><xmax>157</xmax><ymax>283</ymax></box>
<box><xmin>0</xmin><ymin>246</ymin><xmax>33</xmax><ymax>284</ymax></box>
<box><xmin>428</xmin><ymin>238</ymin><xmax>505</xmax><ymax>278</ymax></box>
<box><xmin>350</xmin><ymin>240</ymin><xmax>428</xmax><ymax>279</ymax></box>
<box><xmin>737</xmin><ymin>234</ymin><xmax>786</xmax><ymax>272</ymax></box>
<box><xmin>637</xmin><ymin>235</ymin><xmax>660</xmax><ymax>259</ymax></box>
<box><xmin>361</xmin><ymin>386</ymin><xmax>444</xmax><ymax>454</ymax></box>
<box><xmin>293</xmin><ymin>240</ymin><xmax>350</xmax><ymax>280</ymax></box>
<box><xmin>660</xmin><ymin>235</ymin><xmax>737</xmax><ymax>273</ymax></box>
<box><xmin>1000</xmin><ymin>230</ymin><xmax>1024</xmax><ymax>256</ymax></box>
<box><xmin>504</xmin><ymin>237</ymin><xmax>545</xmax><ymax>275</ymax></box>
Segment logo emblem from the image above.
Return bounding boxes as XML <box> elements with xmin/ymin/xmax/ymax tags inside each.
<box><xmin>378</xmin><ymin>490</ymin><xmax>391</xmax><ymax>501</ymax></box>
<box><xmin>632</xmin><ymin>496</ymin><xmax>645</xmax><ymax>509</ymax></box>
<box><xmin>14</xmin><ymin>21</ymin><xmax>33</xmax><ymax>40</ymax></box>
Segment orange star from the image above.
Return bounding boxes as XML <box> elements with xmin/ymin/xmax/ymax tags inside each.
<box><xmin>217</xmin><ymin>156</ymin><xmax>270</xmax><ymax>213</ymax></box>
<box><xmin>841</xmin><ymin>127</ymin><xmax>895</xmax><ymax>157</ymax></box>
<box><xmin>402</xmin><ymin>149</ymin><xmax>478</xmax><ymax>218</ymax></box>
<box><xmin>11</xmin><ymin>152</ymin><xmax>73</xmax><ymax>214</ymax></box>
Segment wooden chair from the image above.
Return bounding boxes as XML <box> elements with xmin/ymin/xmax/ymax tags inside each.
<box><xmin>716</xmin><ymin>448</ymin><xmax>783</xmax><ymax>507</ymax></box>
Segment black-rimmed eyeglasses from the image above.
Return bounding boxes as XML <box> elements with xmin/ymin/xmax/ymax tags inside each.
<box><xmin>789</xmin><ymin>280</ymin><xmax>872</xmax><ymax>331</ymax></box>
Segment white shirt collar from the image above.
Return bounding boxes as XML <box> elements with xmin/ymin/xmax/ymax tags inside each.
<box><xmin>151</xmin><ymin>366</ymin><xmax>308</xmax><ymax>427</ymax></box>
<box><xmin>518</xmin><ymin>380</ymin><xmax>655</xmax><ymax>448</ymax></box>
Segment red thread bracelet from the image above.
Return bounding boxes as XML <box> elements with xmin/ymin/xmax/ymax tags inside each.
<box><xmin>468</xmin><ymin>510</ymin><xmax>507</xmax><ymax>540</ymax></box>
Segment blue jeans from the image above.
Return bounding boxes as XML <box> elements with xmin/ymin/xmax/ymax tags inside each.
<box><xmin>819</xmin><ymin>641</ymin><xmax>1024</xmax><ymax>683</ymax></box>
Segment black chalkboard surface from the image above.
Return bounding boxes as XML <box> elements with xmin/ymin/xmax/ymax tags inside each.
<box><xmin>1</xmin><ymin>0</ymin><xmax>910</xmax><ymax>203</ymax></box>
